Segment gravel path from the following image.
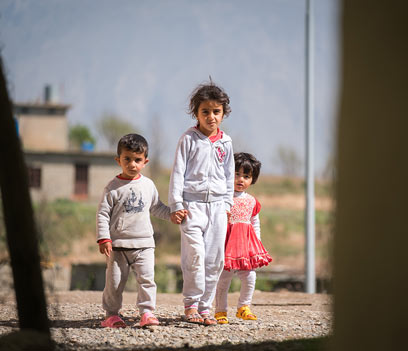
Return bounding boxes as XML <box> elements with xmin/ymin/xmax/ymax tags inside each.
<box><xmin>0</xmin><ymin>291</ymin><xmax>332</xmax><ymax>350</ymax></box>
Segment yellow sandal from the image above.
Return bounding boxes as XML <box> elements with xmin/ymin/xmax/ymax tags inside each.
<box><xmin>214</xmin><ymin>312</ymin><xmax>229</xmax><ymax>324</ymax></box>
<box><xmin>236</xmin><ymin>305</ymin><xmax>257</xmax><ymax>320</ymax></box>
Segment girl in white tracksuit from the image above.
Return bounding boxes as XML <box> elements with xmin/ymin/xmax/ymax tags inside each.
<box><xmin>168</xmin><ymin>82</ymin><xmax>234</xmax><ymax>325</ymax></box>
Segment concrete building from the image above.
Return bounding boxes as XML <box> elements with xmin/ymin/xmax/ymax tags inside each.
<box><xmin>14</xmin><ymin>86</ymin><xmax>118</xmax><ymax>203</ymax></box>
<box><xmin>23</xmin><ymin>150</ymin><xmax>119</xmax><ymax>203</ymax></box>
<box><xmin>14</xmin><ymin>102</ymin><xmax>70</xmax><ymax>152</ymax></box>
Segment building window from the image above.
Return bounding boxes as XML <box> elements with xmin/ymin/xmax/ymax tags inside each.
<box><xmin>28</xmin><ymin>166</ymin><xmax>42</xmax><ymax>188</ymax></box>
<box><xmin>74</xmin><ymin>164</ymin><xmax>88</xmax><ymax>197</ymax></box>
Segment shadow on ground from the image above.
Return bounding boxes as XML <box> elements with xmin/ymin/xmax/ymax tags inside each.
<box><xmin>57</xmin><ymin>337</ymin><xmax>330</xmax><ymax>351</ymax></box>
<box><xmin>0</xmin><ymin>330</ymin><xmax>329</xmax><ymax>351</ymax></box>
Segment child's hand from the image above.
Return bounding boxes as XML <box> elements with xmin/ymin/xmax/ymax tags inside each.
<box><xmin>170</xmin><ymin>211</ymin><xmax>181</xmax><ymax>224</ymax></box>
<box><xmin>226</xmin><ymin>210</ymin><xmax>231</xmax><ymax>223</ymax></box>
<box><xmin>171</xmin><ymin>209</ymin><xmax>188</xmax><ymax>224</ymax></box>
<box><xmin>99</xmin><ymin>241</ymin><xmax>112</xmax><ymax>257</ymax></box>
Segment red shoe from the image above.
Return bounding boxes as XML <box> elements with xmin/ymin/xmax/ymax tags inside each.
<box><xmin>101</xmin><ymin>315</ymin><xmax>126</xmax><ymax>328</ymax></box>
<box><xmin>140</xmin><ymin>311</ymin><xmax>159</xmax><ymax>327</ymax></box>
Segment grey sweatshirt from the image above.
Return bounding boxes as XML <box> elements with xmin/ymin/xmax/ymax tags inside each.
<box><xmin>168</xmin><ymin>127</ymin><xmax>234</xmax><ymax>213</ymax></box>
<box><xmin>96</xmin><ymin>175</ymin><xmax>170</xmax><ymax>248</ymax></box>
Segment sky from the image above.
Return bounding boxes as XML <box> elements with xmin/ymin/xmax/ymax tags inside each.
<box><xmin>0</xmin><ymin>0</ymin><xmax>341</xmax><ymax>175</ymax></box>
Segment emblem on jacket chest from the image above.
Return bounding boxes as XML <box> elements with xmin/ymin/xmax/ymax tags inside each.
<box><xmin>215</xmin><ymin>146</ymin><xmax>226</xmax><ymax>162</ymax></box>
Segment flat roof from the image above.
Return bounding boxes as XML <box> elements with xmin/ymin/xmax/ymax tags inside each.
<box><xmin>24</xmin><ymin>150</ymin><xmax>116</xmax><ymax>166</ymax></box>
<box><xmin>13</xmin><ymin>102</ymin><xmax>71</xmax><ymax>116</ymax></box>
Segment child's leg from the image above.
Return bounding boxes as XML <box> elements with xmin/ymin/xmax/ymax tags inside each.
<box><xmin>129</xmin><ymin>248</ymin><xmax>159</xmax><ymax>326</ymax></box>
<box><xmin>198</xmin><ymin>201</ymin><xmax>228</xmax><ymax>315</ymax></box>
<box><xmin>235</xmin><ymin>270</ymin><xmax>257</xmax><ymax>320</ymax></box>
<box><xmin>180</xmin><ymin>201</ymin><xmax>207</xmax><ymax>310</ymax></box>
<box><xmin>129</xmin><ymin>248</ymin><xmax>157</xmax><ymax>315</ymax></box>
<box><xmin>215</xmin><ymin>269</ymin><xmax>234</xmax><ymax>313</ymax></box>
<box><xmin>102</xmin><ymin>251</ymin><xmax>130</xmax><ymax>317</ymax></box>
<box><xmin>236</xmin><ymin>270</ymin><xmax>256</xmax><ymax>308</ymax></box>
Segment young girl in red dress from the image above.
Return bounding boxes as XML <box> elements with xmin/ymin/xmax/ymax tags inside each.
<box><xmin>214</xmin><ymin>152</ymin><xmax>272</xmax><ymax>324</ymax></box>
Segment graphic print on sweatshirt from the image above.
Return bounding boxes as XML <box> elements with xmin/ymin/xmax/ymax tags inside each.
<box><xmin>123</xmin><ymin>188</ymin><xmax>145</xmax><ymax>213</ymax></box>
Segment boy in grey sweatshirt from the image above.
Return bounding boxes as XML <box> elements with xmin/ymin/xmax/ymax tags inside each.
<box><xmin>97</xmin><ymin>133</ymin><xmax>185</xmax><ymax>328</ymax></box>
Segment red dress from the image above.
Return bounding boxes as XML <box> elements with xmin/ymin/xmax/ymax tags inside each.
<box><xmin>224</xmin><ymin>193</ymin><xmax>273</xmax><ymax>271</ymax></box>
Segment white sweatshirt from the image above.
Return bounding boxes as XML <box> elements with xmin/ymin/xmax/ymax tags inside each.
<box><xmin>168</xmin><ymin>127</ymin><xmax>234</xmax><ymax>213</ymax></box>
<box><xmin>96</xmin><ymin>175</ymin><xmax>170</xmax><ymax>248</ymax></box>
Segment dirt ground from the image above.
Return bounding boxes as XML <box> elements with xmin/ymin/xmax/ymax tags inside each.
<box><xmin>45</xmin><ymin>290</ymin><xmax>331</xmax><ymax>311</ymax></box>
<box><xmin>0</xmin><ymin>290</ymin><xmax>332</xmax><ymax>350</ymax></box>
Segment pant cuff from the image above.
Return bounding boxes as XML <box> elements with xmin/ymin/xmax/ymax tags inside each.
<box><xmin>184</xmin><ymin>304</ymin><xmax>198</xmax><ymax>309</ymax></box>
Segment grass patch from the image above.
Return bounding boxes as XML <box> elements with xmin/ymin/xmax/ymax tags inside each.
<box><xmin>250</xmin><ymin>177</ymin><xmax>304</xmax><ymax>196</ymax></box>
<box><xmin>259</xmin><ymin>207</ymin><xmax>333</xmax><ymax>271</ymax></box>
<box><xmin>249</xmin><ymin>176</ymin><xmax>333</xmax><ymax>198</ymax></box>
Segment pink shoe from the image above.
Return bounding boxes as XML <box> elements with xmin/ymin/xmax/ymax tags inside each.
<box><xmin>101</xmin><ymin>315</ymin><xmax>126</xmax><ymax>328</ymax></box>
<box><xmin>140</xmin><ymin>311</ymin><xmax>159</xmax><ymax>327</ymax></box>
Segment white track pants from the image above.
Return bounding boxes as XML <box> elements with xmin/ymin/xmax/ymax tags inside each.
<box><xmin>215</xmin><ymin>269</ymin><xmax>256</xmax><ymax>312</ymax></box>
<box><xmin>180</xmin><ymin>200</ymin><xmax>228</xmax><ymax>314</ymax></box>
<box><xmin>102</xmin><ymin>247</ymin><xmax>156</xmax><ymax>316</ymax></box>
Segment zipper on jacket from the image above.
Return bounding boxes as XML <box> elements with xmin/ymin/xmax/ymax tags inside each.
<box><xmin>205</xmin><ymin>139</ymin><xmax>214</xmax><ymax>200</ymax></box>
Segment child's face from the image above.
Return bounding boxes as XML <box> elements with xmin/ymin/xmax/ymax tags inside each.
<box><xmin>115</xmin><ymin>149</ymin><xmax>148</xmax><ymax>180</ymax></box>
<box><xmin>234</xmin><ymin>167</ymin><xmax>253</xmax><ymax>192</ymax></box>
<box><xmin>196</xmin><ymin>100</ymin><xmax>224</xmax><ymax>137</ymax></box>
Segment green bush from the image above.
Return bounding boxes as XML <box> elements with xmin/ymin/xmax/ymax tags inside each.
<box><xmin>34</xmin><ymin>199</ymin><xmax>97</xmax><ymax>260</ymax></box>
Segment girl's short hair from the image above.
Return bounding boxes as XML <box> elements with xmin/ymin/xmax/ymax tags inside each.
<box><xmin>117</xmin><ymin>133</ymin><xmax>149</xmax><ymax>157</ymax></box>
<box><xmin>234</xmin><ymin>152</ymin><xmax>262</xmax><ymax>184</ymax></box>
<box><xmin>188</xmin><ymin>81</ymin><xmax>231</xmax><ymax>118</ymax></box>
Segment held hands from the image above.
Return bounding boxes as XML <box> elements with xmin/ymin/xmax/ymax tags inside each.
<box><xmin>99</xmin><ymin>241</ymin><xmax>112</xmax><ymax>257</ymax></box>
<box><xmin>170</xmin><ymin>209</ymin><xmax>188</xmax><ymax>224</ymax></box>
<box><xmin>98</xmin><ymin>210</ymin><xmax>187</xmax><ymax>257</ymax></box>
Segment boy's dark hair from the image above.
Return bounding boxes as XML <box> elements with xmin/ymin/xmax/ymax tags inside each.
<box><xmin>117</xmin><ymin>133</ymin><xmax>149</xmax><ymax>157</ymax></box>
<box><xmin>188</xmin><ymin>80</ymin><xmax>231</xmax><ymax>118</ymax></box>
<box><xmin>234</xmin><ymin>152</ymin><xmax>262</xmax><ymax>184</ymax></box>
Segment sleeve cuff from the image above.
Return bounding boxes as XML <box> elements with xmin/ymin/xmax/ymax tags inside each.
<box><xmin>97</xmin><ymin>239</ymin><xmax>112</xmax><ymax>245</ymax></box>
<box><xmin>170</xmin><ymin>202</ymin><xmax>185</xmax><ymax>213</ymax></box>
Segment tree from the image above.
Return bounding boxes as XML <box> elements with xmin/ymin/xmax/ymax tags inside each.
<box><xmin>274</xmin><ymin>145</ymin><xmax>303</xmax><ymax>177</ymax></box>
<box><xmin>68</xmin><ymin>124</ymin><xmax>96</xmax><ymax>150</ymax></box>
<box><xmin>148</xmin><ymin>114</ymin><xmax>165</xmax><ymax>179</ymax></box>
<box><xmin>97</xmin><ymin>113</ymin><xmax>137</xmax><ymax>150</ymax></box>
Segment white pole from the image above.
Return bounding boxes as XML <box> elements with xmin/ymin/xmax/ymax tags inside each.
<box><xmin>305</xmin><ymin>0</ymin><xmax>316</xmax><ymax>293</ymax></box>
